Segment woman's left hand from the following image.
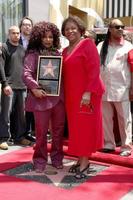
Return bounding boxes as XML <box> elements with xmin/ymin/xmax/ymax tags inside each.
<box><xmin>80</xmin><ymin>92</ymin><xmax>91</xmax><ymax>106</ymax></box>
<box><xmin>31</xmin><ymin>88</ymin><xmax>47</xmax><ymax>98</ymax></box>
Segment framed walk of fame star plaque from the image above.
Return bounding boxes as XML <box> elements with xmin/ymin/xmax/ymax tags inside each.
<box><xmin>37</xmin><ymin>55</ymin><xmax>63</xmax><ymax>96</ymax></box>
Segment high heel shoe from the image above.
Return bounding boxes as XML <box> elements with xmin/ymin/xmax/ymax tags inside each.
<box><xmin>69</xmin><ymin>162</ymin><xmax>80</xmax><ymax>173</ymax></box>
<box><xmin>75</xmin><ymin>163</ymin><xmax>90</xmax><ymax>179</ymax></box>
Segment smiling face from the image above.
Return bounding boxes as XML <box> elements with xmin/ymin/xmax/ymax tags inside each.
<box><xmin>109</xmin><ymin>19</ymin><xmax>124</xmax><ymax>40</ymax></box>
<box><xmin>64</xmin><ymin>21</ymin><xmax>81</xmax><ymax>45</ymax></box>
<box><xmin>42</xmin><ymin>31</ymin><xmax>54</xmax><ymax>49</ymax></box>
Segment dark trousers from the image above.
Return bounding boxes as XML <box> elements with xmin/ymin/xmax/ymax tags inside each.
<box><xmin>0</xmin><ymin>89</ymin><xmax>26</xmax><ymax>142</ymax></box>
<box><xmin>25</xmin><ymin>111</ymin><xmax>35</xmax><ymax>134</ymax></box>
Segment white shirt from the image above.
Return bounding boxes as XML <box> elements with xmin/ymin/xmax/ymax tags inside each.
<box><xmin>97</xmin><ymin>40</ymin><xmax>133</xmax><ymax>101</ymax></box>
<box><xmin>21</xmin><ymin>34</ymin><xmax>28</xmax><ymax>49</ymax></box>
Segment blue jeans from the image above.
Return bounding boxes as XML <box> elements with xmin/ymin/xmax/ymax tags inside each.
<box><xmin>0</xmin><ymin>89</ymin><xmax>26</xmax><ymax>142</ymax></box>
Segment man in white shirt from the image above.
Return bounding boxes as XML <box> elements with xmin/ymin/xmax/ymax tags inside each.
<box><xmin>97</xmin><ymin>19</ymin><xmax>133</xmax><ymax>156</ymax></box>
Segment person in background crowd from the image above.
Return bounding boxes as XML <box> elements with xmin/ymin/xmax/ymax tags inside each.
<box><xmin>124</xmin><ymin>31</ymin><xmax>133</xmax><ymax>44</ymax></box>
<box><xmin>61</xmin><ymin>16</ymin><xmax>105</xmax><ymax>179</ymax></box>
<box><xmin>23</xmin><ymin>21</ymin><xmax>65</xmax><ymax>173</ymax></box>
<box><xmin>19</xmin><ymin>16</ymin><xmax>35</xmax><ymax>142</ymax></box>
<box><xmin>83</xmin><ymin>29</ymin><xmax>97</xmax><ymax>43</ymax></box>
<box><xmin>0</xmin><ymin>26</ymin><xmax>32</xmax><ymax>150</ymax></box>
<box><xmin>97</xmin><ymin>19</ymin><xmax>133</xmax><ymax>156</ymax></box>
<box><xmin>19</xmin><ymin>16</ymin><xmax>33</xmax><ymax>49</ymax></box>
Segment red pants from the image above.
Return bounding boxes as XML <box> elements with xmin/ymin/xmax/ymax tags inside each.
<box><xmin>33</xmin><ymin>101</ymin><xmax>65</xmax><ymax>169</ymax></box>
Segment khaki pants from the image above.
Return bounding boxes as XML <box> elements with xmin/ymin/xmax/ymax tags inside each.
<box><xmin>102</xmin><ymin>101</ymin><xmax>132</xmax><ymax>151</ymax></box>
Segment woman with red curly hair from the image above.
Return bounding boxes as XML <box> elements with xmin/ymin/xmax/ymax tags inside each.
<box><xmin>23</xmin><ymin>21</ymin><xmax>65</xmax><ymax>173</ymax></box>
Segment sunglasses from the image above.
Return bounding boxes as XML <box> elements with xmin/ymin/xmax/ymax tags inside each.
<box><xmin>111</xmin><ymin>25</ymin><xmax>125</xmax><ymax>30</ymax></box>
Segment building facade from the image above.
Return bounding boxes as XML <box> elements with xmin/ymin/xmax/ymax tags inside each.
<box><xmin>0</xmin><ymin>0</ymin><xmax>25</xmax><ymax>42</ymax></box>
<box><xmin>1</xmin><ymin>0</ymin><xmax>133</xmax><ymax>42</ymax></box>
<box><xmin>0</xmin><ymin>0</ymin><xmax>50</xmax><ymax>42</ymax></box>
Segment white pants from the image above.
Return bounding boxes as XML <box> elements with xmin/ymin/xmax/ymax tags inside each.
<box><xmin>102</xmin><ymin>101</ymin><xmax>132</xmax><ymax>151</ymax></box>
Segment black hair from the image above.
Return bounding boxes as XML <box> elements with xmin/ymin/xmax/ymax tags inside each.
<box><xmin>61</xmin><ymin>15</ymin><xmax>86</xmax><ymax>37</ymax></box>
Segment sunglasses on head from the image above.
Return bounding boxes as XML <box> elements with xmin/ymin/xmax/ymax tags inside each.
<box><xmin>111</xmin><ymin>25</ymin><xmax>125</xmax><ymax>29</ymax></box>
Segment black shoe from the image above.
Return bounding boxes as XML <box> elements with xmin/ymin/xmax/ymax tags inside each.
<box><xmin>25</xmin><ymin>134</ymin><xmax>36</xmax><ymax>142</ymax></box>
<box><xmin>99</xmin><ymin>148</ymin><xmax>115</xmax><ymax>153</ymax></box>
<box><xmin>8</xmin><ymin>138</ymin><xmax>14</xmax><ymax>145</ymax></box>
<box><xmin>75</xmin><ymin>164</ymin><xmax>90</xmax><ymax>179</ymax></box>
<box><xmin>69</xmin><ymin>162</ymin><xmax>80</xmax><ymax>173</ymax></box>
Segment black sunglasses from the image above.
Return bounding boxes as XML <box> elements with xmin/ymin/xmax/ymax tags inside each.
<box><xmin>111</xmin><ymin>25</ymin><xmax>125</xmax><ymax>30</ymax></box>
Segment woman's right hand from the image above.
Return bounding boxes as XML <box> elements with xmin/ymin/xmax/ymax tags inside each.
<box><xmin>31</xmin><ymin>88</ymin><xmax>47</xmax><ymax>98</ymax></box>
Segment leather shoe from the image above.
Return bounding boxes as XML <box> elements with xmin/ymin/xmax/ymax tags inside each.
<box><xmin>99</xmin><ymin>148</ymin><xmax>115</xmax><ymax>153</ymax></box>
<box><xmin>120</xmin><ymin>150</ymin><xmax>131</xmax><ymax>157</ymax></box>
<box><xmin>25</xmin><ymin>134</ymin><xmax>36</xmax><ymax>142</ymax></box>
<box><xmin>14</xmin><ymin>138</ymin><xmax>32</xmax><ymax>146</ymax></box>
<box><xmin>0</xmin><ymin>142</ymin><xmax>8</xmax><ymax>150</ymax></box>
